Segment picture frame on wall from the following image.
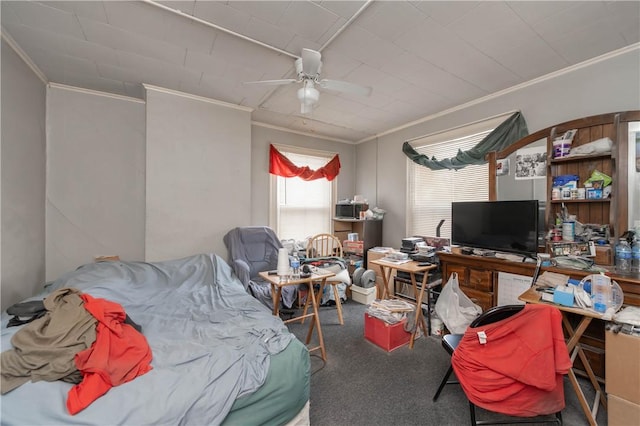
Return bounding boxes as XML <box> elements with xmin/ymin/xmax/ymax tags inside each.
<box><xmin>496</xmin><ymin>159</ymin><xmax>510</xmax><ymax>176</ymax></box>
<box><xmin>515</xmin><ymin>146</ymin><xmax>546</xmax><ymax>180</ymax></box>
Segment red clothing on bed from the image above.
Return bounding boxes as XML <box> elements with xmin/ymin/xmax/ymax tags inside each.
<box><xmin>451</xmin><ymin>304</ymin><xmax>571</xmax><ymax>417</ymax></box>
<box><xmin>66</xmin><ymin>294</ymin><xmax>153</xmax><ymax>415</ymax></box>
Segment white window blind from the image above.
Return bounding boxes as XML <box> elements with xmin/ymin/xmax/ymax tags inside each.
<box><xmin>407</xmin><ymin>125</ymin><xmax>499</xmax><ymax>239</ymax></box>
<box><xmin>272</xmin><ymin>148</ymin><xmax>335</xmax><ymax>240</ymax></box>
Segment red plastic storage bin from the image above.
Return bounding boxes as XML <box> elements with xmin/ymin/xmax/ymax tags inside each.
<box><xmin>364</xmin><ymin>313</ymin><xmax>411</xmax><ymax>352</ymax></box>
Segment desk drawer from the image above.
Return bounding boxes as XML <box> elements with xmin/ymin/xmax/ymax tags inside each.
<box><xmin>468</xmin><ymin>269</ymin><xmax>493</xmax><ymax>292</ymax></box>
<box><xmin>445</xmin><ymin>265</ymin><xmax>467</xmax><ymax>284</ymax></box>
<box><xmin>459</xmin><ymin>287</ymin><xmax>493</xmax><ymax>313</ymax></box>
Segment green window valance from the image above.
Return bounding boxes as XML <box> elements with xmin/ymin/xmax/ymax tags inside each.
<box><xmin>402</xmin><ymin>112</ymin><xmax>528</xmax><ymax>171</ymax></box>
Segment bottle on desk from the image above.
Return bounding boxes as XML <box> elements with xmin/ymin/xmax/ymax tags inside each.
<box><xmin>615</xmin><ymin>239</ymin><xmax>631</xmax><ymax>273</ymax></box>
<box><xmin>291</xmin><ymin>253</ymin><xmax>301</xmax><ymax>279</ymax></box>
<box><xmin>631</xmin><ymin>235</ymin><xmax>640</xmax><ymax>273</ymax></box>
<box><xmin>591</xmin><ymin>273</ymin><xmax>611</xmax><ymax>314</ymax></box>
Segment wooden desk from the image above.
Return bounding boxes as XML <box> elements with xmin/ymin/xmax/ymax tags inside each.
<box><xmin>369</xmin><ymin>258</ymin><xmax>437</xmax><ymax>348</ymax></box>
<box><xmin>519</xmin><ymin>286</ymin><xmax>607</xmax><ymax>426</ymax></box>
<box><xmin>439</xmin><ymin>252</ymin><xmax>640</xmax><ymax>380</ymax></box>
<box><xmin>259</xmin><ymin>270</ymin><xmax>334</xmax><ymax>361</ymax></box>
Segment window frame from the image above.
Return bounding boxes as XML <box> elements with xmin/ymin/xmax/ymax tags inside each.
<box><xmin>405</xmin><ymin>113</ymin><xmax>513</xmax><ymax>239</ymax></box>
<box><xmin>269</xmin><ymin>144</ymin><xmax>338</xmax><ymax>239</ymax></box>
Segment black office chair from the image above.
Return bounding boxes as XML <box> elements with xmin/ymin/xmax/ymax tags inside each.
<box><xmin>432</xmin><ymin>304</ymin><xmax>564</xmax><ymax>425</ymax></box>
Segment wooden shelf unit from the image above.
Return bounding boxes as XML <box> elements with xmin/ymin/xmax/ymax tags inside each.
<box><xmin>546</xmin><ymin>117</ymin><xmax>618</xmax><ymax>238</ymax></box>
<box><xmin>489</xmin><ymin>111</ymin><xmax>639</xmax><ymax>259</ymax></box>
<box><xmin>333</xmin><ymin>218</ymin><xmax>382</xmax><ymax>266</ymax></box>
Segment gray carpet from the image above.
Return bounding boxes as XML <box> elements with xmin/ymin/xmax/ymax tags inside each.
<box><xmin>285</xmin><ymin>300</ymin><xmax>607</xmax><ymax>426</ymax></box>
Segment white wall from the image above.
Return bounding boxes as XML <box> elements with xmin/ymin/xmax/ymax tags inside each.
<box><xmin>145</xmin><ymin>87</ymin><xmax>252</xmax><ymax>262</ymax></box>
<box><xmin>46</xmin><ymin>86</ymin><xmax>146</xmax><ymax>280</ymax></box>
<box><xmin>1</xmin><ymin>39</ymin><xmax>47</xmax><ymax>310</ymax></box>
<box><xmin>250</xmin><ymin>125</ymin><xmax>357</xmax><ymax>226</ymax></box>
<box><xmin>3</xmin><ymin>40</ymin><xmax>638</xmax><ymax>308</ymax></box>
<box><xmin>357</xmin><ymin>47</ymin><xmax>640</xmax><ymax>248</ymax></box>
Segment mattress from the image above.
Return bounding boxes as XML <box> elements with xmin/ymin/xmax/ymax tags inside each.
<box><xmin>223</xmin><ymin>337</ymin><xmax>310</xmax><ymax>425</ymax></box>
<box><xmin>0</xmin><ymin>254</ymin><xmax>310</xmax><ymax>425</ymax></box>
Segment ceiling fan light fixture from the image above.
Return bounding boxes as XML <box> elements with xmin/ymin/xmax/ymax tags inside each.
<box><xmin>297</xmin><ymin>84</ymin><xmax>319</xmax><ymax>114</ymax></box>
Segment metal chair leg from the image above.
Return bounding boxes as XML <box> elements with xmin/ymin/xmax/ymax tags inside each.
<box><xmin>555</xmin><ymin>411</ymin><xmax>563</xmax><ymax>425</ymax></box>
<box><xmin>432</xmin><ymin>364</ymin><xmax>454</xmax><ymax>401</ymax></box>
<box><xmin>469</xmin><ymin>401</ymin><xmax>477</xmax><ymax>426</ymax></box>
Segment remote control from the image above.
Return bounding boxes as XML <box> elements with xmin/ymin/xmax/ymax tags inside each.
<box><xmin>417</xmin><ymin>262</ymin><xmax>431</xmax><ymax>266</ymax></box>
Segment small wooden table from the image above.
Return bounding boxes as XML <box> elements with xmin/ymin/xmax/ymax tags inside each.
<box><xmin>519</xmin><ymin>286</ymin><xmax>607</xmax><ymax>426</ymax></box>
<box><xmin>369</xmin><ymin>258</ymin><xmax>437</xmax><ymax>348</ymax></box>
<box><xmin>259</xmin><ymin>270</ymin><xmax>335</xmax><ymax>361</ymax></box>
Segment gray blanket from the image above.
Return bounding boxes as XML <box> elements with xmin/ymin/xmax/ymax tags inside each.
<box><xmin>0</xmin><ymin>254</ymin><xmax>293</xmax><ymax>425</ymax></box>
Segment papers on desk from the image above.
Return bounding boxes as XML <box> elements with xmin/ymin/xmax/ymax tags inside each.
<box><xmin>369</xmin><ymin>247</ymin><xmax>394</xmax><ymax>253</ymax></box>
<box><xmin>378</xmin><ymin>257</ymin><xmax>411</xmax><ymax>265</ymax></box>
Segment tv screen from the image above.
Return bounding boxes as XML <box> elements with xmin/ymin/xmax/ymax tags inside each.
<box><xmin>451</xmin><ymin>200</ymin><xmax>539</xmax><ymax>256</ymax></box>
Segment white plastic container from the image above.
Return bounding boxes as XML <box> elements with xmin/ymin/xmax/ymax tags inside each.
<box><xmin>351</xmin><ymin>285</ymin><xmax>376</xmax><ymax>305</ymax></box>
<box><xmin>553</xmin><ymin>139</ymin><xmax>572</xmax><ymax>158</ymax></box>
<box><xmin>562</xmin><ymin>221</ymin><xmax>575</xmax><ymax>241</ymax></box>
<box><xmin>591</xmin><ymin>274</ymin><xmax>611</xmax><ymax>313</ymax></box>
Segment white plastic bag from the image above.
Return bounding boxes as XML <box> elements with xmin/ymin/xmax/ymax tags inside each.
<box><xmin>435</xmin><ymin>272</ymin><xmax>482</xmax><ymax>334</ymax></box>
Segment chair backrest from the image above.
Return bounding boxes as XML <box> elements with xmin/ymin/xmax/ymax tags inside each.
<box><xmin>306</xmin><ymin>233</ymin><xmax>343</xmax><ymax>258</ymax></box>
<box><xmin>223</xmin><ymin>226</ymin><xmax>283</xmax><ymax>278</ymax></box>
<box><xmin>470</xmin><ymin>304</ymin><xmax>525</xmax><ymax>327</ymax></box>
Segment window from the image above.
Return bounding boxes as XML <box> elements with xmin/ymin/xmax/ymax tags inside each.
<box><xmin>407</xmin><ymin>114</ymin><xmax>511</xmax><ymax>239</ymax></box>
<box><xmin>270</xmin><ymin>146</ymin><xmax>336</xmax><ymax>240</ymax></box>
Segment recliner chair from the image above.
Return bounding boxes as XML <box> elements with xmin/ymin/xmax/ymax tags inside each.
<box><xmin>223</xmin><ymin>226</ymin><xmax>297</xmax><ymax>310</ymax></box>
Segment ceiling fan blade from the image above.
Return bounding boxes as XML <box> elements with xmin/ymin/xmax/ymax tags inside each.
<box><xmin>243</xmin><ymin>79</ymin><xmax>298</xmax><ymax>86</ymax></box>
<box><xmin>319</xmin><ymin>79</ymin><xmax>372</xmax><ymax>97</ymax></box>
<box><xmin>301</xmin><ymin>48</ymin><xmax>322</xmax><ymax>76</ymax></box>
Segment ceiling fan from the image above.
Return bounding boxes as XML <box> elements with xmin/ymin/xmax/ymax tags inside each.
<box><xmin>244</xmin><ymin>48</ymin><xmax>372</xmax><ymax>114</ymax></box>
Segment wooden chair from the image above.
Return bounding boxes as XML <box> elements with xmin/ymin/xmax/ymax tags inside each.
<box><xmin>303</xmin><ymin>234</ymin><xmax>349</xmax><ymax>325</ymax></box>
<box><xmin>306</xmin><ymin>233</ymin><xmax>343</xmax><ymax>258</ymax></box>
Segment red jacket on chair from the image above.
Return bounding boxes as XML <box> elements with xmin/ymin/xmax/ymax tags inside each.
<box><xmin>451</xmin><ymin>304</ymin><xmax>571</xmax><ymax>417</ymax></box>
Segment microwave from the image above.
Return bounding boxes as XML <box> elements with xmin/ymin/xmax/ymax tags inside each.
<box><xmin>335</xmin><ymin>203</ymin><xmax>367</xmax><ymax>219</ymax></box>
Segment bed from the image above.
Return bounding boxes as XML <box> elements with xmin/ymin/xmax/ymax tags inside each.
<box><xmin>0</xmin><ymin>253</ymin><xmax>310</xmax><ymax>425</ymax></box>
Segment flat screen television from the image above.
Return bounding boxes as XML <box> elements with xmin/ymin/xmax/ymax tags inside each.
<box><xmin>451</xmin><ymin>200</ymin><xmax>540</xmax><ymax>256</ymax></box>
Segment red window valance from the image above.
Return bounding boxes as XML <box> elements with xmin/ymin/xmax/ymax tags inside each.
<box><xmin>269</xmin><ymin>144</ymin><xmax>340</xmax><ymax>181</ymax></box>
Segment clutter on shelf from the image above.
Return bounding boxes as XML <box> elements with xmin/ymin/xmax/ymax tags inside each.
<box><xmin>565</xmin><ymin>136</ymin><xmax>613</xmax><ymax>157</ymax></box>
<box><xmin>552</xmin><ymin>129</ymin><xmax>577</xmax><ymax>158</ymax></box>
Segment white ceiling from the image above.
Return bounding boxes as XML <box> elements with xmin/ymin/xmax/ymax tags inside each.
<box><xmin>2</xmin><ymin>1</ymin><xmax>639</xmax><ymax>143</ymax></box>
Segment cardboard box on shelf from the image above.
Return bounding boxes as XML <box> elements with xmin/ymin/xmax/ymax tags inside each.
<box><xmin>343</xmin><ymin>240</ymin><xmax>364</xmax><ymax>255</ymax></box>
<box><xmin>595</xmin><ymin>245</ymin><xmax>613</xmax><ymax>265</ymax></box>
<box><xmin>364</xmin><ymin>314</ymin><xmax>410</xmax><ymax>352</ymax></box>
